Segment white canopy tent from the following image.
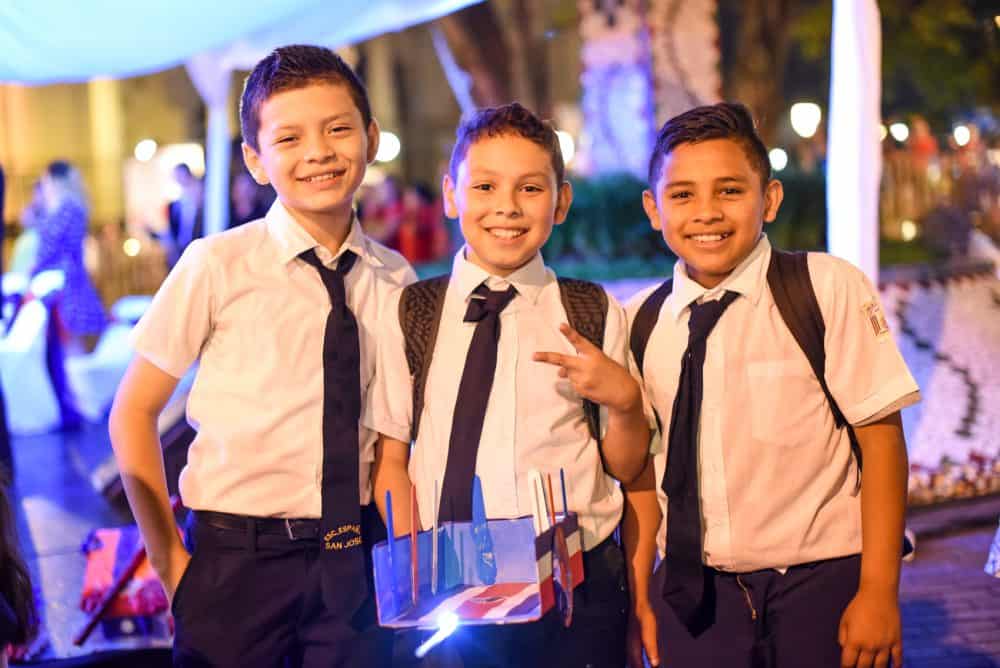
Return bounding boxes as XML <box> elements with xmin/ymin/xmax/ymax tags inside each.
<box><xmin>1</xmin><ymin>0</ymin><xmax>880</xmax><ymax>277</ymax></box>
<box><xmin>1</xmin><ymin>0</ymin><xmax>482</xmax><ymax>237</ymax></box>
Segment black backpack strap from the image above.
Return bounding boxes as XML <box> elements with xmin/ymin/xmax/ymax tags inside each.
<box><xmin>399</xmin><ymin>275</ymin><xmax>450</xmax><ymax>443</ymax></box>
<box><xmin>557</xmin><ymin>277</ymin><xmax>608</xmax><ymax>443</ymax></box>
<box><xmin>628</xmin><ymin>279</ymin><xmax>674</xmax><ymax>379</ymax></box>
<box><xmin>627</xmin><ymin>279</ymin><xmax>673</xmax><ymax>435</ymax></box>
<box><xmin>766</xmin><ymin>249</ymin><xmax>863</xmax><ymax>479</ymax></box>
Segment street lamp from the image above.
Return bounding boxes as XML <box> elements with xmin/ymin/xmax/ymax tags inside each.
<box><xmin>790</xmin><ymin>102</ymin><xmax>822</xmax><ymax>139</ymax></box>
<box><xmin>375</xmin><ymin>131</ymin><xmax>401</xmax><ymax>163</ymax></box>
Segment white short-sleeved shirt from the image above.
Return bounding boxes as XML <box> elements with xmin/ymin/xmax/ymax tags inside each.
<box><xmin>625</xmin><ymin>236</ymin><xmax>920</xmax><ymax>572</ymax></box>
<box><xmin>131</xmin><ymin>200</ymin><xmax>417</xmax><ymax>518</ymax></box>
<box><xmin>364</xmin><ymin>249</ymin><xmax>632</xmax><ymax>550</ymax></box>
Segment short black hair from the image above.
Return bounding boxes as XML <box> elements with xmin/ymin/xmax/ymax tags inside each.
<box><xmin>46</xmin><ymin>160</ymin><xmax>73</xmax><ymax>180</ymax></box>
<box><xmin>240</xmin><ymin>44</ymin><xmax>372</xmax><ymax>152</ymax></box>
<box><xmin>449</xmin><ymin>102</ymin><xmax>565</xmax><ymax>185</ymax></box>
<box><xmin>648</xmin><ymin>102</ymin><xmax>771</xmax><ymax>190</ymax></box>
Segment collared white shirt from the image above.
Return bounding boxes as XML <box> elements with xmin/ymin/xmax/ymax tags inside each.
<box><xmin>626</xmin><ymin>236</ymin><xmax>920</xmax><ymax>572</ymax></box>
<box><xmin>365</xmin><ymin>248</ymin><xmax>631</xmax><ymax>550</ymax></box>
<box><xmin>131</xmin><ymin>200</ymin><xmax>417</xmax><ymax>517</ymax></box>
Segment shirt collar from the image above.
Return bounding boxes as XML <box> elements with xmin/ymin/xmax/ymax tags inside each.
<box><xmin>668</xmin><ymin>234</ymin><xmax>771</xmax><ymax>320</ymax></box>
<box><xmin>265</xmin><ymin>199</ymin><xmax>383</xmax><ymax>269</ymax></box>
<box><xmin>450</xmin><ymin>245</ymin><xmax>549</xmax><ymax>305</ymax></box>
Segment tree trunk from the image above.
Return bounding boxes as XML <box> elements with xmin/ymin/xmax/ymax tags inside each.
<box><xmin>435</xmin><ymin>4</ymin><xmax>513</xmax><ymax>108</ymax></box>
<box><xmin>725</xmin><ymin>0</ymin><xmax>794</xmax><ymax>143</ymax></box>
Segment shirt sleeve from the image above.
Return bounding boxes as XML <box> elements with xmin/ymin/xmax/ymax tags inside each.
<box><xmin>362</xmin><ymin>286</ymin><xmax>414</xmax><ymax>444</ymax></box>
<box><xmin>129</xmin><ymin>239</ymin><xmax>216</xmax><ymax>379</ymax></box>
<box><xmin>811</xmin><ymin>254</ymin><xmax>921</xmax><ymax>425</ymax></box>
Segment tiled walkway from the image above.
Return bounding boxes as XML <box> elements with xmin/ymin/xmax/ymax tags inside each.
<box><xmin>900</xmin><ymin>525</ymin><xmax>1000</xmax><ymax>667</ymax></box>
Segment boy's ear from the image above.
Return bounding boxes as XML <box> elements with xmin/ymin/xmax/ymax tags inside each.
<box><xmin>553</xmin><ymin>181</ymin><xmax>573</xmax><ymax>226</ymax></box>
<box><xmin>442</xmin><ymin>173</ymin><xmax>459</xmax><ymax>219</ymax></box>
<box><xmin>241</xmin><ymin>142</ymin><xmax>269</xmax><ymax>186</ymax></box>
<box><xmin>642</xmin><ymin>189</ymin><xmax>662</xmax><ymax>231</ymax></box>
<box><xmin>366</xmin><ymin>119</ymin><xmax>381</xmax><ymax>164</ymax></box>
<box><xmin>762</xmin><ymin>178</ymin><xmax>784</xmax><ymax>223</ymax></box>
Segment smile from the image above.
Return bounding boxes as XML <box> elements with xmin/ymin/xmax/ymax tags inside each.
<box><xmin>688</xmin><ymin>232</ymin><xmax>732</xmax><ymax>243</ymax></box>
<box><xmin>487</xmin><ymin>228</ymin><xmax>527</xmax><ymax>240</ymax></box>
<box><xmin>300</xmin><ymin>171</ymin><xmax>343</xmax><ymax>183</ymax></box>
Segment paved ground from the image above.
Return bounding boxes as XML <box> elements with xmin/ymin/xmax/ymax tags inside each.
<box><xmin>900</xmin><ymin>525</ymin><xmax>1000</xmax><ymax>667</ymax></box>
<box><xmin>7</xmin><ymin>419</ymin><xmax>1000</xmax><ymax>665</ymax></box>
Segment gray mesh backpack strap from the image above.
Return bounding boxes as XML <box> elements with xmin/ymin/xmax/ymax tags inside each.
<box><xmin>398</xmin><ymin>275</ymin><xmax>450</xmax><ymax>443</ymax></box>
<box><xmin>556</xmin><ymin>277</ymin><xmax>609</xmax><ymax>443</ymax></box>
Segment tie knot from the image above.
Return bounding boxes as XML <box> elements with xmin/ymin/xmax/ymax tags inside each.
<box><xmin>299</xmin><ymin>248</ymin><xmax>357</xmax><ymax>276</ymax></box>
<box><xmin>464</xmin><ymin>284</ymin><xmax>518</xmax><ymax>322</ymax></box>
<box><xmin>687</xmin><ymin>290</ymin><xmax>738</xmax><ymax>342</ymax></box>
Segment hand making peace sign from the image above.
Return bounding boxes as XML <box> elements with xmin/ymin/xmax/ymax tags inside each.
<box><xmin>533</xmin><ymin>323</ymin><xmax>642</xmax><ymax>415</ymax></box>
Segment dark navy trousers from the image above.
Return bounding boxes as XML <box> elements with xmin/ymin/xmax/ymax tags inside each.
<box><xmin>171</xmin><ymin>504</ymin><xmax>390</xmax><ymax>668</ymax></box>
<box><xmin>651</xmin><ymin>554</ymin><xmax>862</xmax><ymax>668</ymax></box>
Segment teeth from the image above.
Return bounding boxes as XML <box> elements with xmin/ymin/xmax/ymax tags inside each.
<box><xmin>305</xmin><ymin>173</ymin><xmax>338</xmax><ymax>182</ymax></box>
<box><xmin>690</xmin><ymin>233</ymin><xmax>727</xmax><ymax>242</ymax></box>
<box><xmin>489</xmin><ymin>228</ymin><xmax>525</xmax><ymax>239</ymax></box>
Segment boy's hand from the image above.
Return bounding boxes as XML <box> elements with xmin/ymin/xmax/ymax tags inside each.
<box><xmin>838</xmin><ymin>588</ymin><xmax>902</xmax><ymax>667</ymax></box>
<box><xmin>533</xmin><ymin>323</ymin><xmax>641</xmax><ymax>414</ymax></box>
<box><xmin>627</xmin><ymin>601</ymin><xmax>660</xmax><ymax>667</ymax></box>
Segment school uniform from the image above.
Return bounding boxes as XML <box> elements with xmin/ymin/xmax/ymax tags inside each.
<box><xmin>625</xmin><ymin>235</ymin><xmax>920</xmax><ymax>666</ymax></box>
<box><xmin>131</xmin><ymin>200</ymin><xmax>416</xmax><ymax>667</ymax></box>
<box><xmin>365</xmin><ymin>248</ymin><xmax>633</xmax><ymax>668</ymax></box>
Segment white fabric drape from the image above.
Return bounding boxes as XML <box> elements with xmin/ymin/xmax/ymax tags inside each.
<box><xmin>827</xmin><ymin>0</ymin><xmax>882</xmax><ymax>282</ymax></box>
<box><xmin>1</xmin><ymin>1</ymin><xmax>481</xmax><ymax>234</ymax></box>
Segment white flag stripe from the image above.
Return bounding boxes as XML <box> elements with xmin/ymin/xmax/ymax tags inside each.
<box><xmin>482</xmin><ymin>583</ymin><xmax>540</xmax><ymax>619</ymax></box>
<box><xmin>415</xmin><ymin>585</ymin><xmax>491</xmax><ymax>625</ymax></box>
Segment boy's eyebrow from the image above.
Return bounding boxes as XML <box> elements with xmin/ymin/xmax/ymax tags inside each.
<box><xmin>265</xmin><ymin>114</ymin><xmax>354</xmax><ymax>134</ymax></box>
<box><xmin>467</xmin><ymin>168</ymin><xmax>552</xmax><ymax>180</ymax></box>
<box><xmin>663</xmin><ymin>175</ymin><xmax>750</xmax><ymax>188</ymax></box>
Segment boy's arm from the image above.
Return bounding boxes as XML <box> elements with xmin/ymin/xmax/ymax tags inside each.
<box><xmin>108</xmin><ymin>356</ymin><xmax>186</xmax><ymax>599</ymax></box>
<box><xmin>622</xmin><ymin>459</ymin><xmax>662</xmax><ymax>668</ymax></box>
<box><xmin>372</xmin><ymin>434</ymin><xmax>414</xmax><ymax>536</ymax></box>
<box><xmin>838</xmin><ymin>411</ymin><xmax>907</xmax><ymax>668</ymax></box>
<box><xmin>533</xmin><ymin>323</ymin><xmax>650</xmax><ymax>484</ymax></box>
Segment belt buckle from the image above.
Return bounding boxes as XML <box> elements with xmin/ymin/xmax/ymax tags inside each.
<box><xmin>285</xmin><ymin>518</ymin><xmax>306</xmax><ymax>541</ymax></box>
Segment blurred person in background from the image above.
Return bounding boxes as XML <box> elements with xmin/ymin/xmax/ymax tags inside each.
<box><xmin>359</xmin><ymin>174</ymin><xmax>403</xmax><ymax>248</ymax></box>
<box><xmin>397</xmin><ymin>181</ymin><xmax>447</xmax><ymax>264</ymax></box>
<box><xmin>228</xmin><ymin>171</ymin><xmax>273</xmax><ymax>228</ymax></box>
<box><xmin>30</xmin><ymin>160</ymin><xmax>107</xmax><ymax>354</ymax></box>
<box><xmin>0</xmin><ymin>165</ymin><xmax>11</xmax><ymax>473</ymax></box>
<box><xmin>162</xmin><ymin>163</ymin><xmax>204</xmax><ymax>267</ymax></box>
<box><xmin>7</xmin><ymin>181</ymin><xmax>45</xmax><ymax>275</ymax></box>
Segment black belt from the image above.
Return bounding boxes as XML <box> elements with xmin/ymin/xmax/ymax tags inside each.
<box><xmin>194</xmin><ymin>510</ymin><xmax>320</xmax><ymax>541</ymax></box>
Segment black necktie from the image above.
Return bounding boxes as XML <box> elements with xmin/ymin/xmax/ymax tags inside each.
<box><xmin>662</xmin><ymin>290</ymin><xmax>739</xmax><ymax>632</ymax></box>
<box><xmin>438</xmin><ymin>283</ymin><xmax>518</xmax><ymax>523</ymax></box>
<box><xmin>299</xmin><ymin>248</ymin><xmax>366</xmax><ymax>613</ymax></box>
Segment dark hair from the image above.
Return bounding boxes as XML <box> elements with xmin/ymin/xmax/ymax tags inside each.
<box><xmin>240</xmin><ymin>44</ymin><xmax>372</xmax><ymax>152</ymax></box>
<box><xmin>46</xmin><ymin>160</ymin><xmax>73</xmax><ymax>180</ymax></box>
<box><xmin>449</xmin><ymin>102</ymin><xmax>565</xmax><ymax>185</ymax></box>
<box><xmin>0</xmin><ymin>465</ymin><xmax>37</xmax><ymax>645</ymax></box>
<box><xmin>647</xmin><ymin>102</ymin><xmax>771</xmax><ymax>190</ymax></box>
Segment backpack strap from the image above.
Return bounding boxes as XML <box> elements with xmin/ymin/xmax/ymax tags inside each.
<box><xmin>627</xmin><ymin>279</ymin><xmax>673</xmax><ymax>434</ymax></box>
<box><xmin>399</xmin><ymin>275</ymin><xmax>450</xmax><ymax>443</ymax></box>
<box><xmin>628</xmin><ymin>280</ymin><xmax>674</xmax><ymax>379</ymax></box>
<box><xmin>556</xmin><ymin>277</ymin><xmax>608</xmax><ymax>443</ymax></box>
<box><xmin>766</xmin><ymin>249</ymin><xmax>863</xmax><ymax>479</ymax></box>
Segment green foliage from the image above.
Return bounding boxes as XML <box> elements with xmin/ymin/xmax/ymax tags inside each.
<box><xmin>768</xmin><ymin>169</ymin><xmax>828</xmax><ymax>252</ymax></box>
<box><xmin>549</xmin><ymin>172</ymin><xmax>669</xmax><ymax>261</ymax></box>
<box><xmin>415</xmin><ymin>170</ymin><xmax>945</xmax><ymax>281</ymax></box>
<box><xmin>789</xmin><ymin>0</ymin><xmax>999</xmax><ymax>124</ymax></box>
